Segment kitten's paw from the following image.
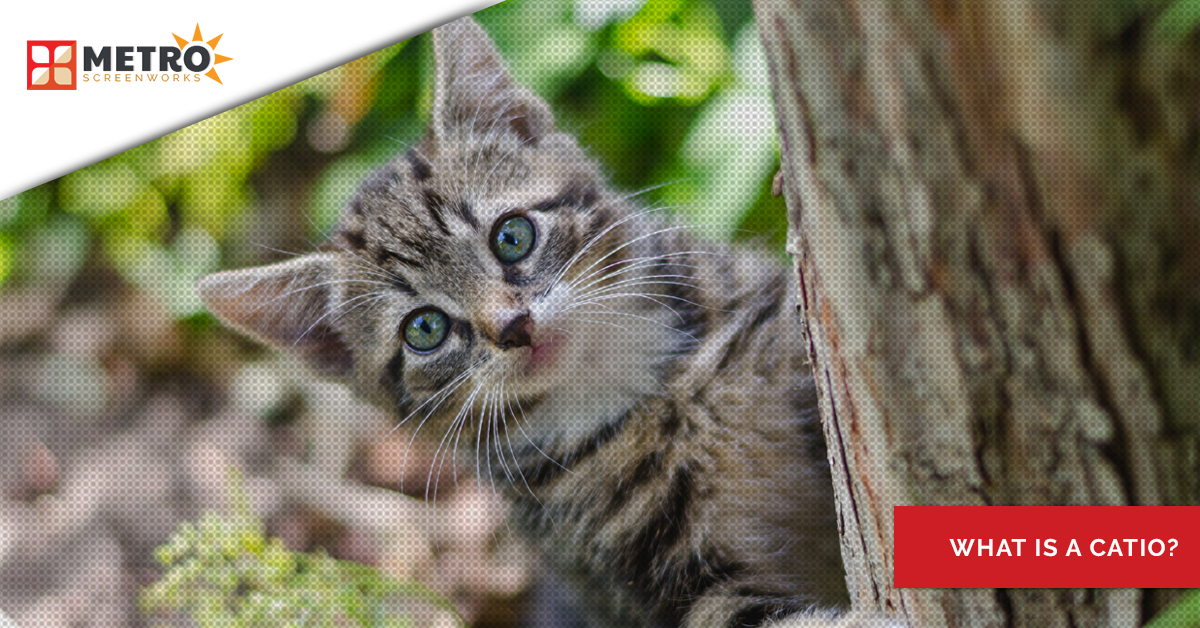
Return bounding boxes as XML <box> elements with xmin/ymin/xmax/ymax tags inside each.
<box><xmin>766</xmin><ymin>609</ymin><xmax>905</xmax><ymax>628</ymax></box>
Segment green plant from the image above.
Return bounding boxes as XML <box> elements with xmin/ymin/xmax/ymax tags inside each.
<box><xmin>141</xmin><ymin>473</ymin><xmax>463</xmax><ymax>628</ymax></box>
<box><xmin>1146</xmin><ymin>590</ymin><xmax>1200</xmax><ymax>628</ymax></box>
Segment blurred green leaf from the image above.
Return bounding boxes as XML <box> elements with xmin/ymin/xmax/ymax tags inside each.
<box><xmin>310</xmin><ymin>155</ymin><xmax>378</xmax><ymax>238</ymax></box>
<box><xmin>0</xmin><ymin>235</ymin><xmax>12</xmax><ymax>287</ymax></box>
<box><xmin>614</xmin><ymin>0</ymin><xmax>730</xmax><ymax>104</ymax></box>
<box><xmin>0</xmin><ymin>196</ymin><xmax>18</xmax><ymax>229</ymax></box>
<box><xmin>1155</xmin><ymin>0</ymin><xmax>1200</xmax><ymax>44</ymax></box>
<box><xmin>1146</xmin><ymin>589</ymin><xmax>1200</xmax><ymax>628</ymax></box>
<box><xmin>24</xmin><ymin>216</ymin><xmax>89</xmax><ymax>283</ymax></box>
<box><xmin>674</xmin><ymin>21</ymin><xmax>776</xmax><ymax>240</ymax></box>
<box><xmin>11</xmin><ymin>185</ymin><xmax>53</xmax><ymax>232</ymax></box>
<box><xmin>59</xmin><ymin>160</ymin><xmax>145</xmax><ymax>217</ymax></box>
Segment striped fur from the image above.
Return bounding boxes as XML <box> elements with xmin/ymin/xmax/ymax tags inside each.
<box><xmin>198</xmin><ymin>16</ymin><xmax>865</xmax><ymax>628</ymax></box>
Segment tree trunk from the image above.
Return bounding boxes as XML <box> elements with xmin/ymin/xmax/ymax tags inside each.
<box><xmin>751</xmin><ymin>1</ymin><xmax>1200</xmax><ymax>626</ymax></box>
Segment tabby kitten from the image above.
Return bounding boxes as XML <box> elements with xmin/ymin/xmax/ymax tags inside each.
<box><xmin>199</xmin><ymin>16</ymin><xmax>876</xmax><ymax>628</ymax></box>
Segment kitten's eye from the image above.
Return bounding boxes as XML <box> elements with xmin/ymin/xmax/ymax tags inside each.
<box><xmin>403</xmin><ymin>308</ymin><xmax>450</xmax><ymax>352</ymax></box>
<box><xmin>491</xmin><ymin>215</ymin><xmax>535</xmax><ymax>264</ymax></box>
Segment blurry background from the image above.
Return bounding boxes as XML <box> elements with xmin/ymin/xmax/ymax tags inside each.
<box><xmin>0</xmin><ymin>0</ymin><xmax>785</xmax><ymax>625</ymax></box>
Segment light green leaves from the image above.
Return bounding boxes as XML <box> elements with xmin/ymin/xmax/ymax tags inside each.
<box><xmin>142</xmin><ymin>472</ymin><xmax>463</xmax><ymax>628</ymax></box>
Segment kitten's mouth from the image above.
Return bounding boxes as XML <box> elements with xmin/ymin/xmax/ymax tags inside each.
<box><xmin>525</xmin><ymin>336</ymin><xmax>562</xmax><ymax>373</ymax></box>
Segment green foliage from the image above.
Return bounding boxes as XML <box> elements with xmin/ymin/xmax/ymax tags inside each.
<box><xmin>142</xmin><ymin>474</ymin><xmax>462</xmax><ymax>628</ymax></box>
<box><xmin>1155</xmin><ymin>0</ymin><xmax>1200</xmax><ymax>44</ymax></box>
<box><xmin>2</xmin><ymin>0</ymin><xmax>786</xmax><ymax>307</ymax></box>
<box><xmin>1146</xmin><ymin>590</ymin><xmax>1200</xmax><ymax>628</ymax></box>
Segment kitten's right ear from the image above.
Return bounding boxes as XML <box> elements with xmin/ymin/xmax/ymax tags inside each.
<box><xmin>197</xmin><ymin>253</ymin><xmax>353</xmax><ymax>379</ymax></box>
<box><xmin>429</xmin><ymin>17</ymin><xmax>554</xmax><ymax>145</ymax></box>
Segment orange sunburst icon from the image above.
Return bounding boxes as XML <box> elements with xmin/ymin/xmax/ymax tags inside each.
<box><xmin>172</xmin><ymin>23</ymin><xmax>232</xmax><ymax>84</ymax></box>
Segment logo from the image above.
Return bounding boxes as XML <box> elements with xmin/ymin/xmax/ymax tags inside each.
<box><xmin>28</xmin><ymin>40</ymin><xmax>77</xmax><ymax>90</ymax></box>
<box><xmin>170</xmin><ymin>24</ymin><xmax>233</xmax><ymax>84</ymax></box>
<box><xmin>27</xmin><ymin>24</ymin><xmax>232</xmax><ymax>90</ymax></box>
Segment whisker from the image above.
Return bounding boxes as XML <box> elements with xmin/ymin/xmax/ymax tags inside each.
<box><xmin>324</xmin><ymin>292</ymin><xmax>392</xmax><ymax>329</ymax></box>
<box><xmin>500</xmin><ymin>383</ymin><xmax>543</xmax><ymax>503</ymax></box>
<box><xmin>565</xmin><ymin>256</ymin><xmax>704</xmax><ymax>295</ymax></box>
<box><xmin>561</xmin><ymin>316</ymin><xmax>638</xmax><ymax>335</ymax></box>
<box><xmin>391</xmin><ymin>365</ymin><xmax>476</xmax><ymax>433</ymax></box>
<box><xmin>544</xmin><ymin>205</ymin><xmax>682</xmax><ymax>292</ymax></box>
<box><xmin>429</xmin><ymin>369</ymin><xmax>490</xmax><ymax>504</ymax></box>
<box><xmin>248</xmin><ymin>242</ymin><xmax>308</xmax><ymax>258</ymax></box>
<box><xmin>570</xmin><ymin>291</ymin><xmax>690</xmax><ymax>323</ymax></box>
<box><xmin>487</xmin><ymin>378</ymin><xmax>510</xmax><ymax>496</ymax></box>
<box><xmin>340</xmin><ymin>264</ymin><xmax>423</xmax><ymax>287</ymax></box>
<box><xmin>241</xmin><ymin>277</ymin><xmax>395</xmax><ymax>319</ymax></box>
<box><xmin>457</xmin><ymin>367</ymin><xmax>494</xmax><ymax>483</ymax></box>
<box><xmin>293</xmin><ymin>291</ymin><xmax>388</xmax><ymax>346</ymax></box>
<box><xmin>572</xmin><ymin>281</ymin><xmax>703</xmax><ymax>307</ymax></box>
<box><xmin>510</xmin><ymin>387</ymin><xmax>573</xmax><ymax>480</ymax></box>
<box><xmin>571</xmin><ymin>275</ymin><xmax>699</xmax><ymax>300</ymax></box>
<box><xmin>564</xmin><ymin>249</ymin><xmax>708</xmax><ymax>286</ymax></box>
<box><xmin>554</xmin><ymin>224</ymin><xmax>705</xmax><ymax>300</ymax></box>
<box><xmin>396</xmin><ymin>365</ymin><xmax>478</xmax><ymax>494</ymax></box>
<box><xmin>567</xmin><ymin>305</ymin><xmax>698</xmax><ymax>341</ymax></box>
<box><xmin>477</xmin><ymin>380</ymin><xmax>504</xmax><ymax>498</ymax></box>
<box><xmin>570</xmin><ymin>276</ymin><xmax>728</xmax><ymax>316</ymax></box>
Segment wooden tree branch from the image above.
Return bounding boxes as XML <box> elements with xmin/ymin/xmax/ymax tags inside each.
<box><xmin>752</xmin><ymin>1</ymin><xmax>1200</xmax><ymax>626</ymax></box>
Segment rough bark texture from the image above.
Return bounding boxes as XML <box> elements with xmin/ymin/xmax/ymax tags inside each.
<box><xmin>751</xmin><ymin>1</ymin><xmax>1200</xmax><ymax>626</ymax></box>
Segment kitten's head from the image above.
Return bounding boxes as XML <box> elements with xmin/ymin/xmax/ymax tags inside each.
<box><xmin>198</xmin><ymin>17</ymin><xmax>692</xmax><ymax>445</ymax></box>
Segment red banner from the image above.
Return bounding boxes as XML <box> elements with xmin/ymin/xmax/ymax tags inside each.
<box><xmin>894</xmin><ymin>506</ymin><xmax>1200</xmax><ymax>588</ymax></box>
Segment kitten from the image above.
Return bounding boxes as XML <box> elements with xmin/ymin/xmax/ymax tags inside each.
<box><xmin>199</xmin><ymin>16</ymin><xmax>884</xmax><ymax>628</ymax></box>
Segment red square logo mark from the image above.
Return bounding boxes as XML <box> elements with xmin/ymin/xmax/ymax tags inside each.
<box><xmin>28</xmin><ymin>40</ymin><xmax>77</xmax><ymax>90</ymax></box>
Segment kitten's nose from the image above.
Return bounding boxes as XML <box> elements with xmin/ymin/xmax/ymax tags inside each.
<box><xmin>497</xmin><ymin>312</ymin><xmax>534</xmax><ymax>349</ymax></box>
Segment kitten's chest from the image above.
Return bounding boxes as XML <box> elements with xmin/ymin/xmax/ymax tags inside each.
<box><xmin>504</xmin><ymin>338</ymin><xmax>834</xmax><ymax>627</ymax></box>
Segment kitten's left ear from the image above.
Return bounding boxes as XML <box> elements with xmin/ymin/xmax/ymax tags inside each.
<box><xmin>429</xmin><ymin>17</ymin><xmax>555</xmax><ymax>145</ymax></box>
<box><xmin>197</xmin><ymin>253</ymin><xmax>354</xmax><ymax>380</ymax></box>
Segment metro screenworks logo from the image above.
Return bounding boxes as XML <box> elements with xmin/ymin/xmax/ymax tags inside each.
<box><xmin>27</xmin><ymin>24</ymin><xmax>232</xmax><ymax>91</ymax></box>
<box><xmin>28</xmin><ymin>41</ymin><xmax>76</xmax><ymax>90</ymax></box>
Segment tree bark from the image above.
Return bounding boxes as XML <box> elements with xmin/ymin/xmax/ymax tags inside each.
<box><xmin>751</xmin><ymin>1</ymin><xmax>1200</xmax><ymax>626</ymax></box>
